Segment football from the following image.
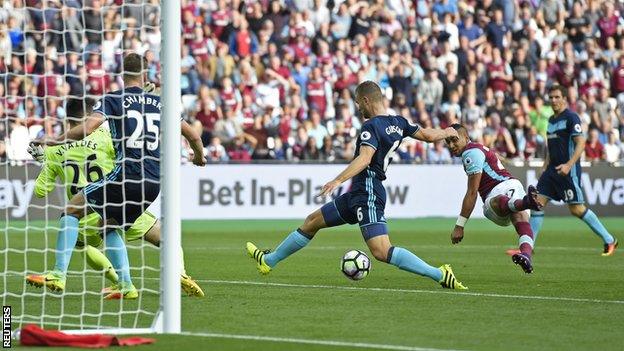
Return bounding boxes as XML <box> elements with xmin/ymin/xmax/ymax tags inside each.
<box><xmin>340</xmin><ymin>250</ymin><xmax>371</xmax><ymax>281</ymax></box>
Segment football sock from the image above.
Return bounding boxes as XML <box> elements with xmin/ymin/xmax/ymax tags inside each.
<box><xmin>180</xmin><ymin>246</ymin><xmax>187</xmax><ymax>276</ymax></box>
<box><xmin>84</xmin><ymin>245</ymin><xmax>117</xmax><ymax>282</ymax></box>
<box><xmin>513</xmin><ymin>221</ymin><xmax>534</xmax><ymax>257</ymax></box>
<box><xmin>497</xmin><ymin>195</ymin><xmax>530</xmax><ymax>215</ymax></box>
<box><xmin>387</xmin><ymin>247</ymin><xmax>442</xmax><ymax>281</ymax></box>
<box><xmin>264</xmin><ymin>229</ymin><xmax>311</xmax><ymax>268</ymax></box>
<box><xmin>529</xmin><ymin>210</ymin><xmax>544</xmax><ymax>243</ymax></box>
<box><xmin>581</xmin><ymin>209</ymin><xmax>615</xmax><ymax>244</ymax></box>
<box><xmin>54</xmin><ymin>215</ymin><xmax>80</xmax><ymax>274</ymax></box>
<box><xmin>104</xmin><ymin>230</ymin><xmax>132</xmax><ymax>284</ymax></box>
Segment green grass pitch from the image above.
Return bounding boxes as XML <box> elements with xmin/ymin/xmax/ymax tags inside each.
<box><xmin>2</xmin><ymin>217</ymin><xmax>623</xmax><ymax>351</ymax></box>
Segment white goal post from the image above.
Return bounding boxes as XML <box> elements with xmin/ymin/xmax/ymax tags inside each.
<box><xmin>159</xmin><ymin>0</ymin><xmax>182</xmax><ymax>335</ymax></box>
<box><xmin>1</xmin><ymin>0</ymin><xmax>181</xmax><ymax>336</ymax></box>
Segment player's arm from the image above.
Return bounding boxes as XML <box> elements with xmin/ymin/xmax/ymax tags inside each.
<box><xmin>39</xmin><ymin>113</ymin><xmax>104</xmax><ymax>146</ymax></box>
<box><xmin>452</xmin><ymin>172</ymin><xmax>482</xmax><ymax>244</ymax></box>
<box><xmin>451</xmin><ymin>148</ymin><xmax>486</xmax><ymax>244</ymax></box>
<box><xmin>557</xmin><ymin>134</ymin><xmax>585</xmax><ymax>176</ymax></box>
<box><xmin>181</xmin><ymin>119</ymin><xmax>206</xmax><ymax>166</ymax></box>
<box><xmin>412</xmin><ymin>127</ymin><xmax>457</xmax><ymax>143</ymax></box>
<box><xmin>556</xmin><ymin>117</ymin><xmax>585</xmax><ymax>176</ymax></box>
<box><xmin>319</xmin><ymin>145</ymin><xmax>375</xmax><ymax>196</ymax></box>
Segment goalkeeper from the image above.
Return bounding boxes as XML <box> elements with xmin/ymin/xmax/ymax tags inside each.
<box><xmin>26</xmin><ymin>97</ymin><xmax>204</xmax><ymax>298</ymax></box>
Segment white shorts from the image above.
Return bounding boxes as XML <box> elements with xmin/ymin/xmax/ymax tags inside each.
<box><xmin>146</xmin><ymin>192</ymin><xmax>161</xmax><ymax>218</ymax></box>
<box><xmin>483</xmin><ymin>179</ymin><xmax>527</xmax><ymax>227</ymax></box>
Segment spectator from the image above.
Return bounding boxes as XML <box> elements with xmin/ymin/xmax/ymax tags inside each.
<box><xmin>487</xmin><ymin>47</ymin><xmax>512</xmax><ymax>93</ymax></box>
<box><xmin>85</xmin><ymin>53</ymin><xmax>109</xmax><ymax>95</ymax></box>
<box><xmin>219</xmin><ymin>77</ymin><xmax>242</xmax><ymax>112</ymax></box>
<box><xmin>330</xmin><ymin>3</ymin><xmax>351</xmax><ymax>40</ymax></box>
<box><xmin>418</xmin><ymin>68</ymin><xmax>443</xmax><ymax>114</ymax></box>
<box><xmin>246</xmin><ymin>115</ymin><xmax>272</xmax><ymax>160</ymax></box>
<box><xmin>612</xmin><ymin>56</ymin><xmax>624</xmax><ymax>98</ymax></box>
<box><xmin>459</xmin><ymin>13</ymin><xmax>485</xmax><ymax>48</ymax></box>
<box><xmin>190</xmin><ymin>26</ymin><xmax>214</xmax><ymax>64</ymax></box>
<box><xmin>308</xmin><ymin>110</ymin><xmax>329</xmax><ymax>149</ymax></box>
<box><xmin>213</xmin><ymin>106</ymin><xmax>244</xmax><ymax>146</ymax></box>
<box><xmin>592</xmin><ymin>88</ymin><xmax>615</xmax><ymax>131</ymax></box>
<box><xmin>194</xmin><ymin>90</ymin><xmax>222</xmax><ymax>145</ymax></box>
<box><xmin>537</xmin><ymin>0</ymin><xmax>565</xmax><ymax>30</ymax></box>
<box><xmin>266</xmin><ymin>1</ymin><xmax>288</xmax><ymax>38</ymax></box>
<box><xmin>211</xmin><ymin>0</ymin><xmax>231</xmax><ymax>40</ymax></box>
<box><xmin>306</xmin><ymin>67</ymin><xmax>331</xmax><ymax>118</ymax></box>
<box><xmin>486</xmin><ymin>112</ymin><xmax>516</xmax><ymax>158</ymax></box>
<box><xmin>485</xmin><ymin>8</ymin><xmax>509</xmax><ymax>50</ymax></box>
<box><xmin>528</xmin><ymin>96</ymin><xmax>553</xmax><ymax>137</ymax></box>
<box><xmin>320</xmin><ymin>135</ymin><xmax>337</xmax><ymax>162</ymax></box>
<box><xmin>206</xmin><ymin>136</ymin><xmax>229</xmax><ymax>162</ymax></box>
<box><xmin>604</xmin><ymin>132</ymin><xmax>621</xmax><ymax>163</ymax></box>
<box><xmin>585</xmin><ymin>128</ymin><xmax>606</xmax><ymax>161</ymax></box>
<box><xmin>0</xmin><ymin>0</ymin><xmax>622</xmax><ymax>167</ymax></box>
<box><xmin>432</xmin><ymin>0</ymin><xmax>458</xmax><ymax>19</ymax></box>
<box><xmin>565</xmin><ymin>1</ymin><xmax>590</xmax><ymax>51</ymax></box>
<box><xmin>228</xmin><ymin>18</ymin><xmax>258</xmax><ymax>59</ymax></box>
<box><xmin>302</xmin><ymin>137</ymin><xmax>320</xmax><ymax>160</ymax></box>
<box><xmin>427</xmin><ymin>140</ymin><xmax>452</xmax><ymax>164</ymax></box>
<box><xmin>597</xmin><ymin>1</ymin><xmax>618</xmax><ymax>48</ymax></box>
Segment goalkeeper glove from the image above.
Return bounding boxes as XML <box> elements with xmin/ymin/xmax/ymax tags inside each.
<box><xmin>144</xmin><ymin>82</ymin><xmax>157</xmax><ymax>93</ymax></box>
<box><xmin>27</xmin><ymin>142</ymin><xmax>45</xmax><ymax>162</ymax></box>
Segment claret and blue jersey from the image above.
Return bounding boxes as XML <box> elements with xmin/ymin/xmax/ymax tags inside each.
<box><xmin>321</xmin><ymin>115</ymin><xmax>420</xmax><ymax>240</ymax></box>
<box><xmin>460</xmin><ymin>142</ymin><xmax>514</xmax><ymax>201</ymax></box>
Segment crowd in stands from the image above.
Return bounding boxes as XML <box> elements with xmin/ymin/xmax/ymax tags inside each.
<box><xmin>1</xmin><ymin>0</ymin><xmax>624</xmax><ymax>165</ymax></box>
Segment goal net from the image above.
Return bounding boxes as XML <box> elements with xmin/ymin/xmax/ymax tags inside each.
<box><xmin>0</xmin><ymin>0</ymin><xmax>173</xmax><ymax>334</ymax></box>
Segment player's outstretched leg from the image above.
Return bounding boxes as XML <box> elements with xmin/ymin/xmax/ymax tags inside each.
<box><xmin>247</xmin><ymin>229</ymin><xmax>314</xmax><ymax>275</ymax></box>
<box><xmin>510</xmin><ymin>213</ymin><xmax>534</xmax><ymax>273</ymax></box>
<box><xmin>178</xmin><ymin>246</ymin><xmax>205</xmax><ymax>297</ymax></box>
<box><xmin>246</xmin><ymin>242</ymin><xmax>274</xmax><ymax>275</ymax></box>
<box><xmin>103</xmin><ymin>229</ymin><xmax>138</xmax><ymax>300</ymax></box>
<box><xmin>84</xmin><ymin>244</ymin><xmax>119</xmax><ymax>284</ymax></box>
<box><xmin>509</xmin><ymin>193</ymin><xmax>547</xmax><ymax>255</ymax></box>
<box><xmin>438</xmin><ymin>264</ymin><xmax>468</xmax><ymax>290</ymax></box>
<box><xmin>529</xmin><ymin>210</ymin><xmax>545</xmax><ymax>244</ymax></box>
<box><xmin>79</xmin><ymin>215</ymin><xmax>119</xmax><ymax>285</ymax></box>
<box><xmin>367</xmin><ymin>236</ymin><xmax>468</xmax><ymax>290</ymax></box>
<box><xmin>571</xmin><ymin>205</ymin><xmax>618</xmax><ymax>256</ymax></box>
<box><xmin>246</xmin><ymin>208</ymin><xmax>327</xmax><ymax>275</ymax></box>
<box><xmin>140</xmin><ymin>221</ymin><xmax>205</xmax><ymax>297</ymax></box>
<box><xmin>25</xmin><ymin>216</ymin><xmax>79</xmax><ymax>292</ymax></box>
<box><xmin>26</xmin><ymin>193</ymin><xmax>89</xmax><ymax>292</ymax></box>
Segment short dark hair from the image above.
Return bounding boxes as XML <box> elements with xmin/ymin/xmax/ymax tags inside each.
<box><xmin>548</xmin><ymin>84</ymin><xmax>567</xmax><ymax>99</ymax></box>
<box><xmin>355</xmin><ymin>80</ymin><xmax>383</xmax><ymax>102</ymax></box>
<box><xmin>450</xmin><ymin>123</ymin><xmax>468</xmax><ymax>137</ymax></box>
<box><xmin>123</xmin><ymin>53</ymin><xmax>147</xmax><ymax>81</ymax></box>
<box><xmin>450</xmin><ymin>123</ymin><xmax>465</xmax><ymax>131</ymax></box>
<box><xmin>65</xmin><ymin>97</ymin><xmax>95</xmax><ymax>126</ymax></box>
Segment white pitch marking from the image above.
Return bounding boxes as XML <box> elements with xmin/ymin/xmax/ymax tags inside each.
<box><xmin>180</xmin><ymin>331</ymin><xmax>467</xmax><ymax>351</ymax></box>
<box><xmin>8</xmin><ymin>274</ymin><xmax>624</xmax><ymax>304</ymax></box>
<box><xmin>199</xmin><ymin>279</ymin><xmax>624</xmax><ymax>305</ymax></box>
<box><xmin>186</xmin><ymin>245</ymin><xmax>599</xmax><ymax>252</ymax></box>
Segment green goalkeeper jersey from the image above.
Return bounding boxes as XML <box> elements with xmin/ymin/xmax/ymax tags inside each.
<box><xmin>34</xmin><ymin>127</ymin><xmax>115</xmax><ymax>200</ymax></box>
<box><xmin>34</xmin><ymin>127</ymin><xmax>157</xmax><ymax>243</ymax></box>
